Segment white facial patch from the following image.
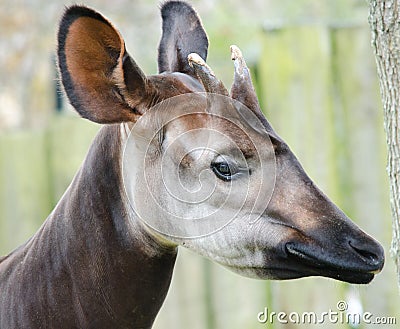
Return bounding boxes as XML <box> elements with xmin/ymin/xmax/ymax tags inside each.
<box><xmin>122</xmin><ymin>92</ymin><xmax>277</xmax><ymax>275</ymax></box>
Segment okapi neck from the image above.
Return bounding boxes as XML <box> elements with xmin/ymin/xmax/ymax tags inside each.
<box><xmin>56</xmin><ymin>124</ymin><xmax>178</xmax><ymax>327</ymax></box>
<box><xmin>1</xmin><ymin>124</ymin><xmax>177</xmax><ymax>329</ymax></box>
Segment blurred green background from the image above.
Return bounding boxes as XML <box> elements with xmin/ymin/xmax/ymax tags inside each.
<box><xmin>0</xmin><ymin>0</ymin><xmax>398</xmax><ymax>328</ymax></box>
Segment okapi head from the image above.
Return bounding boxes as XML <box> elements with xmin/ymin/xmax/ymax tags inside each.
<box><xmin>58</xmin><ymin>1</ymin><xmax>384</xmax><ymax>284</ymax></box>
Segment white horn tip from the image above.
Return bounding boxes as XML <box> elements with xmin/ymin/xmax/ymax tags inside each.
<box><xmin>230</xmin><ymin>45</ymin><xmax>243</xmax><ymax>61</ymax></box>
<box><xmin>188</xmin><ymin>53</ymin><xmax>206</xmax><ymax>67</ymax></box>
<box><xmin>188</xmin><ymin>53</ymin><xmax>215</xmax><ymax>76</ymax></box>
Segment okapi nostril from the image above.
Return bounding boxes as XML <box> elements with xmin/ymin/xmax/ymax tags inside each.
<box><xmin>349</xmin><ymin>241</ymin><xmax>381</xmax><ymax>266</ymax></box>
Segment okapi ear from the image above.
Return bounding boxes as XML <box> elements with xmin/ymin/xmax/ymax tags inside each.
<box><xmin>57</xmin><ymin>6</ymin><xmax>155</xmax><ymax>124</ymax></box>
<box><xmin>158</xmin><ymin>1</ymin><xmax>208</xmax><ymax>77</ymax></box>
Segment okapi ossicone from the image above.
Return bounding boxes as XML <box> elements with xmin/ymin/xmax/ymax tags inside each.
<box><xmin>0</xmin><ymin>1</ymin><xmax>384</xmax><ymax>328</ymax></box>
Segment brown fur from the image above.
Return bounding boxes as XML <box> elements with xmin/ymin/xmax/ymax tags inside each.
<box><xmin>0</xmin><ymin>2</ymin><xmax>384</xmax><ymax>328</ymax></box>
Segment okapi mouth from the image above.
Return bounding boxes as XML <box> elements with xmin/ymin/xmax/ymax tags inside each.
<box><xmin>284</xmin><ymin>241</ymin><xmax>384</xmax><ymax>284</ymax></box>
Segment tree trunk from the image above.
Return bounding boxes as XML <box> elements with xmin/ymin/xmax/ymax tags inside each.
<box><xmin>369</xmin><ymin>0</ymin><xmax>400</xmax><ymax>287</ymax></box>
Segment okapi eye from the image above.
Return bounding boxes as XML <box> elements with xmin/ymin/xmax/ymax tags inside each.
<box><xmin>211</xmin><ymin>162</ymin><xmax>232</xmax><ymax>181</ymax></box>
<box><xmin>211</xmin><ymin>161</ymin><xmax>236</xmax><ymax>181</ymax></box>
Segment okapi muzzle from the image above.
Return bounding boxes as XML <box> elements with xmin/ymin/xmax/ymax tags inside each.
<box><xmin>0</xmin><ymin>1</ymin><xmax>384</xmax><ymax>328</ymax></box>
<box><xmin>263</xmin><ymin>146</ymin><xmax>384</xmax><ymax>284</ymax></box>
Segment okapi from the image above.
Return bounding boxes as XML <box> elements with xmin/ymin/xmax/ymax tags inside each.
<box><xmin>0</xmin><ymin>1</ymin><xmax>384</xmax><ymax>328</ymax></box>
